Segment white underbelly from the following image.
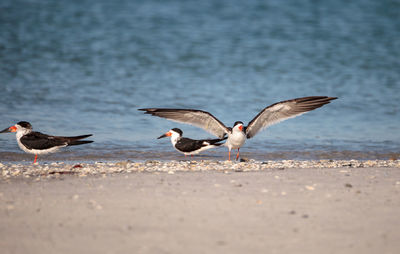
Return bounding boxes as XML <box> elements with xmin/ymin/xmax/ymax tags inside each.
<box><xmin>17</xmin><ymin>139</ymin><xmax>66</xmax><ymax>155</ymax></box>
<box><xmin>225</xmin><ymin>133</ymin><xmax>246</xmax><ymax>150</ymax></box>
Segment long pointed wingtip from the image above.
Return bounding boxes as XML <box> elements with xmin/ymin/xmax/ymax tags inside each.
<box><xmin>138</xmin><ymin>108</ymin><xmax>157</xmax><ymax>114</ymax></box>
<box><xmin>68</xmin><ymin>140</ymin><xmax>94</xmax><ymax>146</ymax></box>
<box><xmin>69</xmin><ymin>134</ymin><xmax>93</xmax><ymax>140</ymax></box>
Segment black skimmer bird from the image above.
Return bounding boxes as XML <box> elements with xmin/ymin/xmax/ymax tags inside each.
<box><xmin>139</xmin><ymin>96</ymin><xmax>337</xmax><ymax>160</ymax></box>
<box><xmin>0</xmin><ymin>121</ymin><xmax>93</xmax><ymax>164</ymax></box>
<box><xmin>158</xmin><ymin>128</ymin><xmax>226</xmax><ymax>157</ymax></box>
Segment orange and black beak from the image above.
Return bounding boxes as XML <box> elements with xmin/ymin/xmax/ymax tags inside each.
<box><xmin>157</xmin><ymin>131</ymin><xmax>172</xmax><ymax>139</ymax></box>
<box><xmin>238</xmin><ymin>125</ymin><xmax>243</xmax><ymax>131</ymax></box>
<box><xmin>0</xmin><ymin>125</ymin><xmax>17</xmax><ymax>133</ymax></box>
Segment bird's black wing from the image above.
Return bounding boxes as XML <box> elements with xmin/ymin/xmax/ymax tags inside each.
<box><xmin>20</xmin><ymin>132</ymin><xmax>68</xmax><ymax>150</ymax></box>
<box><xmin>175</xmin><ymin>138</ymin><xmax>206</xmax><ymax>153</ymax></box>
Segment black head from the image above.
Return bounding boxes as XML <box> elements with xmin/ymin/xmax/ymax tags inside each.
<box><xmin>157</xmin><ymin>128</ymin><xmax>183</xmax><ymax>139</ymax></box>
<box><xmin>171</xmin><ymin>128</ymin><xmax>183</xmax><ymax>136</ymax></box>
<box><xmin>233</xmin><ymin>121</ymin><xmax>244</xmax><ymax>127</ymax></box>
<box><xmin>17</xmin><ymin>121</ymin><xmax>32</xmax><ymax>129</ymax></box>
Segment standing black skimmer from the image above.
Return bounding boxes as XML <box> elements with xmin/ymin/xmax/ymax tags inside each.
<box><xmin>140</xmin><ymin>96</ymin><xmax>337</xmax><ymax>160</ymax></box>
<box><xmin>0</xmin><ymin>121</ymin><xmax>93</xmax><ymax>164</ymax></box>
<box><xmin>158</xmin><ymin>128</ymin><xmax>226</xmax><ymax>157</ymax></box>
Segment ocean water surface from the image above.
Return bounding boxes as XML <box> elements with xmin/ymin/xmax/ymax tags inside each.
<box><xmin>0</xmin><ymin>0</ymin><xmax>399</xmax><ymax>162</ymax></box>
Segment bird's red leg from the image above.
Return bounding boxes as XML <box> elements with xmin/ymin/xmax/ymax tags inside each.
<box><xmin>185</xmin><ymin>154</ymin><xmax>187</xmax><ymax>158</ymax></box>
<box><xmin>191</xmin><ymin>154</ymin><xmax>193</xmax><ymax>158</ymax></box>
<box><xmin>228</xmin><ymin>150</ymin><xmax>231</xmax><ymax>161</ymax></box>
<box><xmin>33</xmin><ymin>154</ymin><xmax>38</xmax><ymax>164</ymax></box>
<box><xmin>236</xmin><ymin>148</ymin><xmax>240</xmax><ymax>160</ymax></box>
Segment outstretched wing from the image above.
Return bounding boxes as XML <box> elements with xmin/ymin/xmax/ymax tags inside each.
<box><xmin>139</xmin><ymin>108</ymin><xmax>229</xmax><ymax>138</ymax></box>
<box><xmin>245</xmin><ymin>96</ymin><xmax>337</xmax><ymax>139</ymax></box>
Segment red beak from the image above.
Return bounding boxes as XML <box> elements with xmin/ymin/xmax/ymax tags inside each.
<box><xmin>0</xmin><ymin>126</ymin><xmax>17</xmax><ymax>133</ymax></box>
<box><xmin>157</xmin><ymin>131</ymin><xmax>172</xmax><ymax>139</ymax></box>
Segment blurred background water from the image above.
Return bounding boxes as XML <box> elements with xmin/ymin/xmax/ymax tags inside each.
<box><xmin>0</xmin><ymin>0</ymin><xmax>399</xmax><ymax>162</ymax></box>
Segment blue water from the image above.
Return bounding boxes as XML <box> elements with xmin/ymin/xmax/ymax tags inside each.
<box><xmin>1</xmin><ymin>0</ymin><xmax>399</xmax><ymax>161</ymax></box>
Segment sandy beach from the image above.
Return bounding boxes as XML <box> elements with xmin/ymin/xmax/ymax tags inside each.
<box><xmin>0</xmin><ymin>160</ymin><xmax>399</xmax><ymax>254</ymax></box>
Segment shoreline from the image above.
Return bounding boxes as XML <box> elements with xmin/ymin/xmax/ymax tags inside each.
<box><xmin>1</xmin><ymin>159</ymin><xmax>399</xmax><ymax>179</ymax></box>
<box><xmin>1</xmin><ymin>150</ymin><xmax>399</xmax><ymax>163</ymax></box>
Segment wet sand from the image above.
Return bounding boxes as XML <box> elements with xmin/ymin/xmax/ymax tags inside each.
<box><xmin>1</xmin><ymin>161</ymin><xmax>400</xmax><ymax>254</ymax></box>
